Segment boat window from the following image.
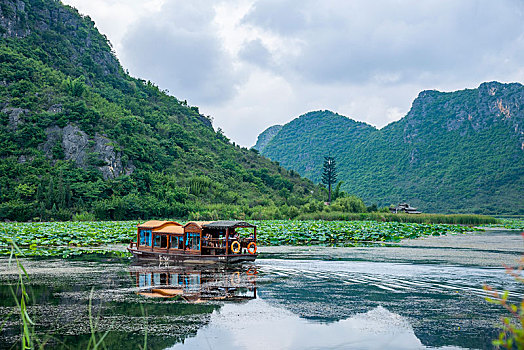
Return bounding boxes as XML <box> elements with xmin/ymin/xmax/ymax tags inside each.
<box><xmin>140</xmin><ymin>229</ymin><xmax>152</xmax><ymax>246</ymax></box>
<box><xmin>186</xmin><ymin>233</ymin><xmax>200</xmax><ymax>250</ymax></box>
<box><xmin>170</xmin><ymin>235</ymin><xmax>183</xmax><ymax>249</ymax></box>
<box><xmin>153</xmin><ymin>235</ymin><xmax>168</xmax><ymax>248</ymax></box>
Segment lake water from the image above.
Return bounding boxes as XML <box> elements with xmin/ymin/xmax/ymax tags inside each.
<box><xmin>0</xmin><ymin>230</ymin><xmax>522</xmax><ymax>349</ymax></box>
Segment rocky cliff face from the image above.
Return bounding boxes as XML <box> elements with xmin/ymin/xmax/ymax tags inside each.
<box><xmin>252</xmin><ymin>124</ymin><xmax>282</xmax><ymax>151</ymax></box>
<box><xmin>0</xmin><ymin>0</ymin><xmax>121</xmax><ymax>79</ymax></box>
<box><xmin>38</xmin><ymin>124</ymin><xmax>133</xmax><ymax>179</ymax></box>
<box><xmin>1</xmin><ymin>106</ymin><xmax>28</xmax><ymax>130</ymax></box>
<box><xmin>0</xmin><ymin>0</ymin><xmax>29</xmax><ymax>37</ymax></box>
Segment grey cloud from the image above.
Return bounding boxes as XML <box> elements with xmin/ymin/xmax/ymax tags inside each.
<box><xmin>242</xmin><ymin>0</ymin><xmax>307</xmax><ymax>35</ymax></box>
<box><xmin>238</xmin><ymin>39</ymin><xmax>272</xmax><ymax>68</ymax></box>
<box><xmin>121</xmin><ymin>1</ymin><xmax>240</xmax><ymax>105</ymax></box>
<box><xmin>242</xmin><ymin>0</ymin><xmax>524</xmax><ymax>85</ymax></box>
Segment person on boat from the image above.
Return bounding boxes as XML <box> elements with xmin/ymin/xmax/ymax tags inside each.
<box><xmin>203</xmin><ymin>233</ymin><xmax>211</xmax><ymax>247</ymax></box>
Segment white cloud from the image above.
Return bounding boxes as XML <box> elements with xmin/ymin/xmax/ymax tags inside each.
<box><xmin>119</xmin><ymin>0</ymin><xmax>244</xmax><ymax>105</ymax></box>
<box><xmin>63</xmin><ymin>0</ymin><xmax>524</xmax><ymax>147</ymax></box>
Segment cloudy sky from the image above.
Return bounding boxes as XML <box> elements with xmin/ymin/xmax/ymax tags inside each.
<box><xmin>63</xmin><ymin>0</ymin><xmax>524</xmax><ymax>146</ymax></box>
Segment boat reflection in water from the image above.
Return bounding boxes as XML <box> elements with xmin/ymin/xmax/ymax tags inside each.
<box><xmin>129</xmin><ymin>264</ymin><xmax>257</xmax><ymax>303</ymax></box>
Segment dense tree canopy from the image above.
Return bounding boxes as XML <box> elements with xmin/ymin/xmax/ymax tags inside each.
<box><xmin>257</xmin><ymin>93</ymin><xmax>524</xmax><ymax>215</ymax></box>
<box><xmin>0</xmin><ymin>0</ymin><xmax>337</xmax><ymax>221</ymax></box>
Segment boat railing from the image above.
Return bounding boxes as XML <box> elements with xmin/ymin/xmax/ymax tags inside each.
<box><xmin>201</xmin><ymin>237</ymin><xmax>255</xmax><ymax>248</ymax></box>
<box><xmin>201</xmin><ymin>238</ymin><xmax>227</xmax><ymax>248</ymax></box>
<box><xmin>129</xmin><ymin>241</ymin><xmax>137</xmax><ymax>248</ymax></box>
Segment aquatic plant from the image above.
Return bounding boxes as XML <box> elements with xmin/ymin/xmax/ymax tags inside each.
<box><xmin>487</xmin><ymin>219</ymin><xmax>524</xmax><ymax>231</ymax></box>
<box><xmin>3</xmin><ymin>238</ymin><xmax>148</xmax><ymax>349</ymax></box>
<box><xmin>5</xmin><ymin>240</ymin><xmax>52</xmax><ymax>349</ymax></box>
<box><xmin>243</xmin><ymin>220</ymin><xmax>481</xmax><ymax>245</ymax></box>
<box><xmin>0</xmin><ymin>220</ymin><xmax>484</xmax><ymax>257</ymax></box>
<box><xmin>9</xmin><ymin>244</ymin><xmax>35</xmax><ymax>349</ymax></box>
<box><xmin>0</xmin><ymin>221</ymin><xmax>139</xmax><ymax>248</ymax></box>
<box><xmin>86</xmin><ymin>289</ymin><xmax>109</xmax><ymax>350</ymax></box>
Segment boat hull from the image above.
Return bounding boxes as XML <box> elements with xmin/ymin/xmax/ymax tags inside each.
<box><xmin>128</xmin><ymin>247</ymin><xmax>257</xmax><ymax>264</ymax></box>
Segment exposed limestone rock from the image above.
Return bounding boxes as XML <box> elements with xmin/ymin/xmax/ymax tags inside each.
<box><xmin>17</xmin><ymin>155</ymin><xmax>33</xmax><ymax>163</ymax></box>
<box><xmin>1</xmin><ymin>107</ymin><xmax>28</xmax><ymax>130</ymax></box>
<box><xmin>93</xmin><ymin>134</ymin><xmax>133</xmax><ymax>179</ymax></box>
<box><xmin>62</xmin><ymin>124</ymin><xmax>89</xmax><ymax>167</ymax></box>
<box><xmin>39</xmin><ymin>123</ymin><xmax>133</xmax><ymax>179</ymax></box>
<box><xmin>0</xmin><ymin>0</ymin><xmax>30</xmax><ymax>38</ymax></box>
<box><xmin>39</xmin><ymin>126</ymin><xmax>62</xmax><ymax>156</ymax></box>
<box><xmin>253</xmin><ymin>125</ymin><xmax>283</xmax><ymax>151</ymax></box>
<box><xmin>47</xmin><ymin>104</ymin><xmax>63</xmax><ymax>114</ymax></box>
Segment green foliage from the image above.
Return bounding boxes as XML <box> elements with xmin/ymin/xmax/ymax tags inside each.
<box><xmin>296</xmin><ymin>212</ymin><xmax>499</xmax><ymax>225</ymax></box>
<box><xmin>321</xmin><ymin>155</ymin><xmax>337</xmax><ymax>202</ymax></box>
<box><xmin>63</xmin><ymin>75</ymin><xmax>86</xmax><ymax>97</ymax></box>
<box><xmin>259</xmin><ymin>91</ymin><xmax>524</xmax><ymax>215</ymax></box>
<box><xmin>487</xmin><ymin>219</ymin><xmax>524</xmax><ymax>231</ymax></box>
<box><xmin>0</xmin><ymin>0</ymin><xmax>324</xmax><ymax>222</ymax></box>
<box><xmin>332</xmin><ymin>181</ymin><xmax>345</xmax><ymax>201</ymax></box>
<box><xmin>72</xmin><ymin>211</ymin><xmax>97</xmax><ymax>222</ymax></box>
<box><xmin>330</xmin><ymin>196</ymin><xmax>367</xmax><ymax>213</ymax></box>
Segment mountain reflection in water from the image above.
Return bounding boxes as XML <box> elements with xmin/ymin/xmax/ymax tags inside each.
<box><xmin>0</xmin><ymin>251</ymin><xmax>519</xmax><ymax>350</ymax></box>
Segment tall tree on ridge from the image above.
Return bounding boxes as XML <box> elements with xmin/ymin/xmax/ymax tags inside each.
<box><xmin>321</xmin><ymin>156</ymin><xmax>337</xmax><ymax>203</ymax></box>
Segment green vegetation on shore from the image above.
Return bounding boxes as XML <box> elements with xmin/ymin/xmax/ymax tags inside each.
<box><xmin>296</xmin><ymin>212</ymin><xmax>498</xmax><ymax>225</ymax></box>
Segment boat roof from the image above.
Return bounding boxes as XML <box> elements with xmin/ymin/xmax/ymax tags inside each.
<box><xmin>183</xmin><ymin>220</ymin><xmax>255</xmax><ymax>229</ymax></box>
<box><xmin>138</xmin><ymin>220</ymin><xmax>182</xmax><ymax>229</ymax></box>
<box><xmin>183</xmin><ymin>221</ymin><xmax>213</xmax><ymax>228</ymax></box>
<box><xmin>153</xmin><ymin>225</ymin><xmax>185</xmax><ymax>234</ymax></box>
<box><xmin>203</xmin><ymin>221</ymin><xmax>256</xmax><ymax>229</ymax></box>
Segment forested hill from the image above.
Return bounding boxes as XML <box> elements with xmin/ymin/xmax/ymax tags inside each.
<box><xmin>0</xmin><ymin>0</ymin><xmax>323</xmax><ymax>221</ymax></box>
<box><xmin>255</xmin><ymin>83</ymin><xmax>524</xmax><ymax>215</ymax></box>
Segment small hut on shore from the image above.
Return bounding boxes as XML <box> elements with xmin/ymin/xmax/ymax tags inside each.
<box><xmin>389</xmin><ymin>203</ymin><xmax>422</xmax><ymax>214</ymax></box>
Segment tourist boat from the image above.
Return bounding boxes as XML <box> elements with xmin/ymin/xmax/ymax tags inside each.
<box><xmin>127</xmin><ymin>220</ymin><xmax>258</xmax><ymax>264</ymax></box>
<box><xmin>129</xmin><ymin>265</ymin><xmax>257</xmax><ymax>302</ymax></box>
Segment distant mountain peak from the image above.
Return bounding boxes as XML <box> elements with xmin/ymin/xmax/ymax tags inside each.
<box><xmin>252</xmin><ymin>124</ymin><xmax>283</xmax><ymax>151</ymax></box>
<box><xmin>255</xmin><ymin>81</ymin><xmax>524</xmax><ymax>214</ymax></box>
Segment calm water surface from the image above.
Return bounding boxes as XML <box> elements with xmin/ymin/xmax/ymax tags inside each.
<box><xmin>0</xmin><ymin>230</ymin><xmax>522</xmax><ymax>350</ymax></box>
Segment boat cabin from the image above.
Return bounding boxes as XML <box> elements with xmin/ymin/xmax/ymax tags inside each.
<box><xmin>129</xmin><ymin>220</ymin><xmax>258</xmax><ymax>263</ymax></box>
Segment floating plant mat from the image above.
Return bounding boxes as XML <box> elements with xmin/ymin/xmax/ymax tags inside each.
<box><xmin>486</xmin><ymin>218</ymin><xmax>524</xmax><ymax>230</ymax></box>
<box><xmin>0</xmin><ymin>220</ymin><xmax>483</xmax><ymax>257</ymax></box>
<box><xmin>239</xmin><ymin>220</ymin><xmax>483</xmax><ymax>246</ymax></box>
